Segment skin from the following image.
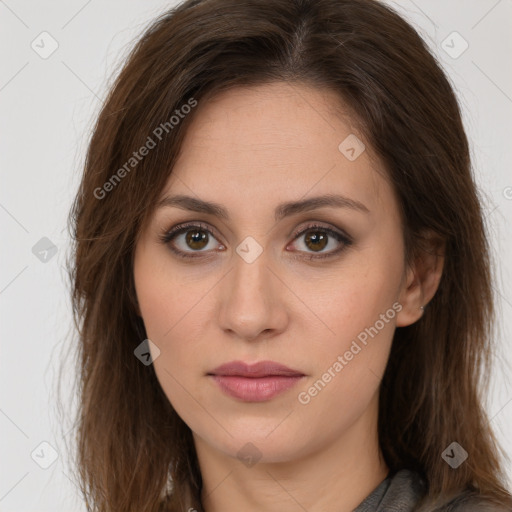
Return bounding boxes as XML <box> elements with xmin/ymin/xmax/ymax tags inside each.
<box><xmin>133</xmin><ymin>82</ymin><xmax>444</xmax><ymax>512</ymax></box>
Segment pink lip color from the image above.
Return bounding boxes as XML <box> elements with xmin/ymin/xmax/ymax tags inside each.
<box><xmin>208</xmin><ymin>360</ymin><xmax>305</xmax><ymax>402</ymax></box>
<box><xmin>210</xmin><ymin>375</ymin><xmax>304</xmax><ymax>402</ymax></box>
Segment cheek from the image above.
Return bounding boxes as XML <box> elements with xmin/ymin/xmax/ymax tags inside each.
<box><xmin>135</xmin><ymin>244</ymin><xmax>196</xmax><ymax>339</ymax></box>
<box><xmin>294</xmin><ymin>278</ymin><xmax>398</xmax><ymax>432</ymax></box>
<box><xmin>134</xmin><ymin>249</ymin><xmax>215</xmax><ymax>386</ymax></box>
<box><xmin>301</xmin><ymin>246</ymin><xmax>403</xmax><ymax>383</ymax></box>
<box><xmin>134</xmin><ymin>264</ymin><xmax>211</xmax><ymax>420</ymax></box>
<box><xmin>136</xmin><ymin>276</ymin><xmax>207</xmax><ymax>366</ymax></box>
<box><xmin>314</xmin><ymin>249</ymin><xmax>401</xmax><ymax>324</ymax></box>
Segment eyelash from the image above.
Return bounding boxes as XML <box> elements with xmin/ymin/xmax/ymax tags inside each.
<box><xmin>158</xmin><ymin>221</ymin><xmax>353</xmax><ymax>261</ymax></box>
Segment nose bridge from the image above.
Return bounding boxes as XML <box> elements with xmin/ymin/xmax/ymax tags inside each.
<box><xmin>218</xmin><ymin>240</ymin><xmax>286</xmax><ymax>339</ymax></box>
<box><xmin>229</xmin><ymin>241</ymin><xmax>273</xmax><ymax>308</ymax></box>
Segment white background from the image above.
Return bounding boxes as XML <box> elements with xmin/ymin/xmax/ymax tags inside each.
<box><xmin>1</xmin><ymin>0</ymin><xmax>511</xmax><ymax>510</ymax></box>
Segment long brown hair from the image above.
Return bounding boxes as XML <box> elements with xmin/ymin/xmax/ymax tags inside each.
<box><xmin>63</xmin><ymin>0</ymin><xmax>512</xmax><ymax>510</ymax></box>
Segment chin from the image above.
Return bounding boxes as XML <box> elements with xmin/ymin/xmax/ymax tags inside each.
<box><xmin>195</xmin><ymin>422</ymin><xmax>313</xmax><ymax>466</ymax></box>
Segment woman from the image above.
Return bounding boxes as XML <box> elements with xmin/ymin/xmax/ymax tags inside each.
<box><xmin>66</xmin><ymin>0</ymin><xmax>512</xmax><ymax>510</ymax></box>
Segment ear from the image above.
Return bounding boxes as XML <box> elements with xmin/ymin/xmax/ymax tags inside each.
<box><xmin>395</xmin><ymin>230</ymin><xmax>445</xmax><ymax>327</ymax></box>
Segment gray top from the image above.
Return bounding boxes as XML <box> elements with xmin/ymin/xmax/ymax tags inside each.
<box><xmin>353</xmin><ymin>469</ymin><xmax>511</xmax><ymax>511</ymax></box>
<box><xmin>353</xmin><ymin>469</ymin><xmax>426</xmax><ymax>511</ymax></box>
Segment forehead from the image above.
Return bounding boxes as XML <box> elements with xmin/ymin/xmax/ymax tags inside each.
<box><xmin>158</xmin><ymin>82</ymin><xmax>394</xmax><ymax>222</ymax></box>
<box><xmin>178</xmin><ymin>82</ymin><xmax>360</xmax><ymax>161</ymax></box>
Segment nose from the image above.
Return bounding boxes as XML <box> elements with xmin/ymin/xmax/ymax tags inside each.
<box><xmin>217</xmin><ymin>248</ymin><xmax>289</xmax><ymax>342</ymax></box>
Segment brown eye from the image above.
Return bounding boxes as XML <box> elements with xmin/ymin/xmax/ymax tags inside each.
<box><xmin>160</xmin><ymin>222</ymin><xmax>222</xmax><ymax>259</ymax></box>
<box><xmin>304</xmin><ymin>230</ymin><xmax>329</xmax><ymax>252</ymax></box>
<box><xmin>288</xmin><ymin>223</ymin><xmax>353</xmax><ymax>260</ymax></box>
<box><xmin>185</xmin><ymin>229</ymin><xmax>209</xmax><ymax>250</ymax></box>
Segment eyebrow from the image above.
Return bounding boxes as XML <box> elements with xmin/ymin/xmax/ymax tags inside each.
<box><xmin>156</xmin><ymin>193</ymin><xmax>370</xmax><ymax>221</ymax></box>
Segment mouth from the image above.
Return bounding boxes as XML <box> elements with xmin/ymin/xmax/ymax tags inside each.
<box><xmin>207</xmin><ymin>360</ymin><xmax>306</xmax><ymax>402</ymax></box>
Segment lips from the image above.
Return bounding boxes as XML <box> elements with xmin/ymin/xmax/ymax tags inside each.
<box><xmin>207</xmin><ymin>360</ymin><xmax>305</xmax><ymax>402</ymax></box>
<box><xmin>208</xmin><ymin>360</ymin><xmax>304</xmax><ymax>378</ymax></box>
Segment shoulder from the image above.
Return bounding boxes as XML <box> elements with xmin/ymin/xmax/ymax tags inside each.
<box><xmin>354</xmin><ymin>468</ymin><xmax>428</xmax><ymax>511</ymax></box>
<box><xmin>354</xmin><ymin>468</ymin><xmax>511</xmax><ymax>512</ymax></box>
<box><xmin>434</xmin><ymin>495</ymin><xmax>511</xmax><ymax>511</ymax></box>
<box><xmin>427</xmin><ymin>490</ymin><xmax>512</xmax><ymax>512</ymax></box>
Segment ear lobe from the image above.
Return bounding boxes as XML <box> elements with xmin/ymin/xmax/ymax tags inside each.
<box><xmin>395</xmin><ymin>231</ymin><xmax>445</xmax><ymax>327</ymax></box>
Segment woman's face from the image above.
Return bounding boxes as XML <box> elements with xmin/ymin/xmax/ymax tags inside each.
<box><xmin>133</xmin><ymin>82</ymin><xmax>419</xmax><ymax>465</ymax></box>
